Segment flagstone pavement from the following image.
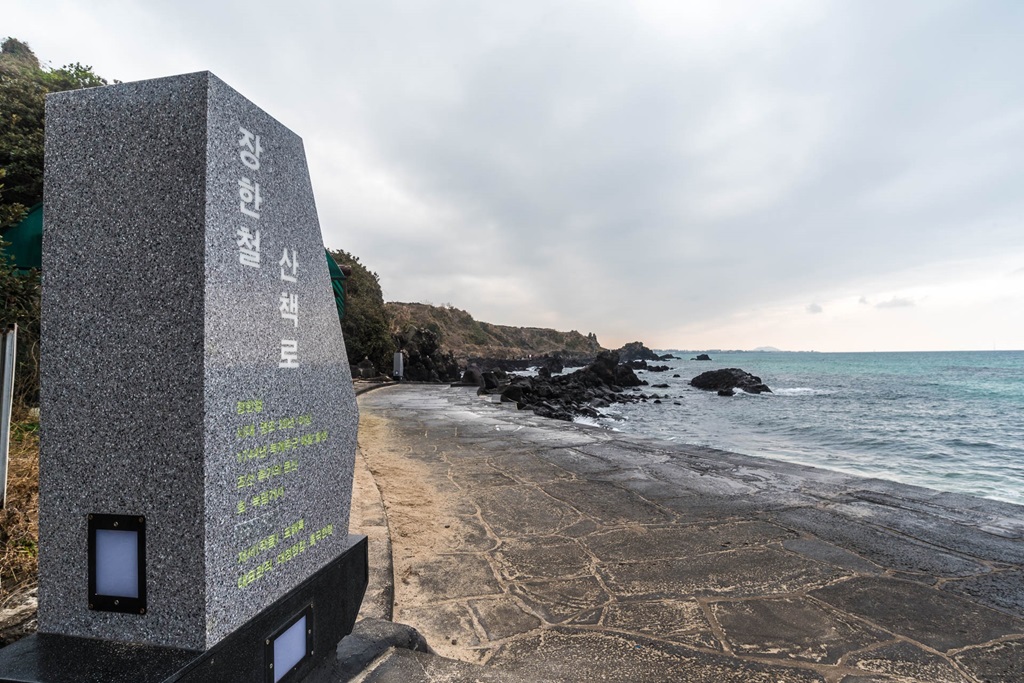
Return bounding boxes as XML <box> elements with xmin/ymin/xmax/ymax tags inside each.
<box><xmin>347</xmin><ymin>384</ymin><xmax>1024</xmax><ymax>683</ymax></box>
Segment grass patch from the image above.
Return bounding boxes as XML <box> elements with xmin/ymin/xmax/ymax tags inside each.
<box><xmin>1</xmin><ymin>416</ymin><xmax>39</xmax><ymax>602</ymax></box>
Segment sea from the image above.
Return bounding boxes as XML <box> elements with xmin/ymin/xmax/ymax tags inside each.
<box><xmin>575</xmin><ymin>350</ymin><xmax>1024</xmax><ymax>507</ymax></box>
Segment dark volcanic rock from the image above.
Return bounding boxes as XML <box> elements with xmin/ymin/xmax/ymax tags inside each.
<box><xmin>691</xmin><ymin>368</ymin><xmax>772</xmax><ymax>394</ymax></box>
<box><xmin>615</xmin><ymin>341</ymin><xmax>661</xmax><ymax>363</ymax></box>
<box><xmin>461</xmin><ymin>367</ymin><xmax>485</xmax><ymax>387</ymax></box>
<box><xmin>395</xmin><ymin>327</ymin><xmax>461</xmax><ymax>382</ymax></box>
<box><xmin>646</xmin><ymin>365</ymin><xmax>670</xmax><ymax>372</ymax></box>
<box><xmin>589</xmin><ymin>350</ymin><xmax>646</xmax><ymax>388</ymax></box>
<box><xmin>539</xmin><ymin>355</ymin><xmax>565</xmax><ymax>375</ymax></box>
<box><xmin>357</xmin><ymin>358</ymin><xmax>376</xmax><ymax>378</ymax></box>
<box><xmin>692</xmin><ymin>354</ymin><xmax>712</xmax><ymax>361</ymax></box>
<box><xmin>478</xmin><ymin>351</ymin><xmax>650</xmax><ymax>421</ymax></box>
<box><xmin>500</xmin><ymin>383</ymin><xmax>526</xmax><ymax>403</ymax></box>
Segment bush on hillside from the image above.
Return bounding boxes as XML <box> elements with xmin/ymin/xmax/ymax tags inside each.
<box><xmin>328</xmin><ymin>248</ymin><xmax>396</xmax><ymax>373</ymax></box>
<box><xmin>1</xmin><ymin>38</ymin><xmax>108</xmax><ymax>225</ymax></box>
<box><xmin>0</xmin><ymin>38</ymin><xmax>107</xmax><ymax>412</ymax></box>
<box><xmin>0</xmin><ymin>239</ymin><xmax>39</xmax><ymax>412</ymax></box>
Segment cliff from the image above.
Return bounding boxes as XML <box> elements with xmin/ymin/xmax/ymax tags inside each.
<box><xmin>386</xmin><ymin>302</ymin><xmax>604</xmax><ymax>362</ymax></box>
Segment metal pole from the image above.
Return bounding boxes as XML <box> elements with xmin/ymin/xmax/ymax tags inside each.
<box><xmin>0</xmin><ymin>323</ymin><xmax>16</xmax><ymax>509</ymax></box>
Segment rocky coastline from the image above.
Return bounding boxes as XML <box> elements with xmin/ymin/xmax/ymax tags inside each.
<box><xmin>370</xmin><ymin>338</ymin><xmax>773</xmax><ymax>422</ymax></box>
<box><xmin>459</xmin><ymin>350</ymin><xmax>680</xmax><ymax>421</ymax></box>
<box><xmin>455</xmin><ymin>345</ymin><xmax>773</xmax><ymax>422</ymax></box>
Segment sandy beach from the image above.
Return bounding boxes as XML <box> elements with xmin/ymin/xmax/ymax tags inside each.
<box><xmin>352</xmin><ymin>383</ymin><xmax>1024</xmax><ymax>682</ymax></box>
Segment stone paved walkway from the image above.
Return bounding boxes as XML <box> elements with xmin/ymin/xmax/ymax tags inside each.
<box><xmin>356</xmin><ymin>384</ymin><xmax>1024</xmax><ymax>683</ymax></box>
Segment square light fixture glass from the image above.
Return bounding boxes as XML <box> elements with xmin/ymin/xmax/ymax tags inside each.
<box><xmin>266</xmin><ymin>604</ymin><xmax>314</xmax><ymax>683</ymax></box>
<box><xmin>88</xmin><ymin>513</ymin><xmax>146</xmax><ymax>614</ymax></box>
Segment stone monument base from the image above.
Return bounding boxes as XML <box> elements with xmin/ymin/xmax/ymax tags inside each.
<box><xmin>0</xmin><ymin>536</ymin><xmax>368</xmax><ymax>683</ymax></box>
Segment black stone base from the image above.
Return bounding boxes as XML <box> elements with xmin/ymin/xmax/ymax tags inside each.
<box><xmin>0</xmin><ymin>535</ymin><xmax>368</xmax><ymax>683</ymax></box>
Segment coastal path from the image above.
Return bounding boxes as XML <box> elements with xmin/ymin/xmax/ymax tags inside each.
<box><xmin>352</xmin><ymin>384</ymin><xmax>1024</xmax><ymax>682</ymax></box>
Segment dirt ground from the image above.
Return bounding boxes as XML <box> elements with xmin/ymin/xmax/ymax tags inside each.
<box><xmin>0</xmin><ymin>418</ymin><xmax>40</xmax><ymax>646</ymax></box>
<box><xmin>356</xmin><ymin>411</ymin><xmax>490</xmax><ymax>661</ymax></box>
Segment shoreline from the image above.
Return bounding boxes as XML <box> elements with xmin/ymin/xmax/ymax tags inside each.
<box><xmin>356</xmin><ymin>383</ymin><xmax>1024</xmax><ymax>682</ymax></box>
<box><xmin>573</xmin><ymin>408</ymin><xmax>1024</xmax><ymax>509</ymax></box>
<box><xmin>466</xmin><ymin>382</ymin><xmax>1024</xmax><ymax>522</ymax></box>
<box><xmin>570</xmin><ymin>349</ymin><xmax>1024</xmax><ymax>508</ymax></box>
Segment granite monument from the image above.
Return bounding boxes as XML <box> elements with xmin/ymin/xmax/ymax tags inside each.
<box><xmin>0</xmin><ymin>71</ymin><xmax>366</xmax><ymax>682</ymax></box>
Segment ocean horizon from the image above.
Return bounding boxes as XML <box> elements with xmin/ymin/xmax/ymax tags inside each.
<box><xmin>576</xmin><ymin>349</ymin><xmax>1024</xmax><ymax>507</ymax></box>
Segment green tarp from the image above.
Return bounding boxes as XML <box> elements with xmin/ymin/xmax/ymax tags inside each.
<box><xmin>325</xmin><ymin>249</ymin><xmax>347</xmax><ymax>321</ymax></box>
<box><xmin>0</xmin><ymin>203</ymin><xmax>42</xmax><ymax>271</ymax></box>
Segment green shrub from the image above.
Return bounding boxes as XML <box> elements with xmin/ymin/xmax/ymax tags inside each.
<box><xmin>0</xmin><ymin>38</ymin><xmax>107</xmax><ymax>411</ymax></box>
<box><xmin>327</xmin><ymin>248</ymin><xmax>396</xmax><ymax>373</ymax></box>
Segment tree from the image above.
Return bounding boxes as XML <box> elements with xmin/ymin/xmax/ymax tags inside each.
<box><xmin>0</xmin><ymin>237</ymin><xmax>40</xmax><ymax>411</ymax></box>
<box><xmin>327</xmin><ymin>248</ymin><xmax>396</xmax><ymax>373</ymax></box>
<box><xmin>0</xmin><ymin>38</ymin><xmax>107</xmax><ymax>225</ymax></box>
<box><xmin>0</xmin><ymin>169</ymin><xmax>25</xmax><ymax>229</ymax></box>
<box><xmin>0</xmin><ymin>38</ymin><xmax>38</xmax><ymax>67</ymax></box>
<box><xmin>0</xmin><ymin>38</ymin><xmax>107</xmax><ymax>410</ymax></box>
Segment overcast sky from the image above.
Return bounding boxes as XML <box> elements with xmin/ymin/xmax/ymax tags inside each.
<box><xmin>7</xmin><ymin>0</ymin><xmax>1024</xmax><ymax>351</ymax></box>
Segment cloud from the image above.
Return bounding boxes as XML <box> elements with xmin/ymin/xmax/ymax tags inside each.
<box><xmin>859</xmin><ymin>296</ymin><xmax>870</xmax><ymax>305</ymax></box>
<box><xmin>875</xmin><ymin>297</ymin><xmax>915</xmax><ymax>309</ymax></box>
<box><xmin>806</xmin><ymin>303</ymin><xmax>823</xmax><ymax>314</ymax></box>
<box><xmin>6</xmin><ymin>0</ymin><xmax>1024</xmax><ymax>351</ymax></box>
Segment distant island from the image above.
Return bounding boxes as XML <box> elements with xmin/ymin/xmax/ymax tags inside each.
<box><xmin>664</xmin><ymin>346</ymin><xmax>787</xmax><ymax>354</ymax></box>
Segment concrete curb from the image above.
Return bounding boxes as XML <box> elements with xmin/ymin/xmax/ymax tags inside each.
<box><xmin>353</xmin><ymin>381</ymin><xmax>399</xmax><ymax>396</ymax></box>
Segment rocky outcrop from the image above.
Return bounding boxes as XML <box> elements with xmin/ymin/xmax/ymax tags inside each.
<box><xmin>692</xmin><ymin>354</ymin><xmax>712</xmax><ymax>361</ymax></box>
<box><xmin>690</xmin><ymin>368</ymin><xmax>772</xmax><ymax>395</ymax></box>
<box><xmin>626</xmin><ymin>360</ymin><xmax>670</xmax><ymax>372</ymax></box>
<box><xmin>538</xmin><ymin>355</ymin><xmax>564</xmax><ymax>375</ymax></box>
<box><xmin>585</xmin><ymin>351</ymin><xmax>646</xmax><ymax>388</ymax></box>
<box><xmin>480</xmin><ymin>351</ymin><xmax>658</xmax><ymax>421</ymax></box>
<box><xmin>0</xmin><ymin>586</ymin><xmax>36</xmax><ymax>648</ymax></box>
<box><xmin>615</xmin><ymin>341</ymin><xmax>662</xmax><ymax>362</ymax></box>
<box><xmin>394</xmin><ymin>327</ymin><xmax>461</xmax><ymax>382</ymax></box>
<box><xmin>459</xmin><ymin>366</ymin><xmax>507</xmax><ymax>389</ymax></box>
<box><xmin>352</xmin><ymin>358</ymin><xmax>378</xmax><ymax>379</ymax></box>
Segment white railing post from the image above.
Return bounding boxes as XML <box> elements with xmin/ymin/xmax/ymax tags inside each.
<box><xmin>0</xmin><ymin>323</ymin><xmax>17</xmax><ymax>509</ymax></box>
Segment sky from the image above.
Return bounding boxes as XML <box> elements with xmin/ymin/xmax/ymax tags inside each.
<box><xmin>6</xmin><ymin>0</ymin><xmax>1024</xmax><ymax>352</ymax></box>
